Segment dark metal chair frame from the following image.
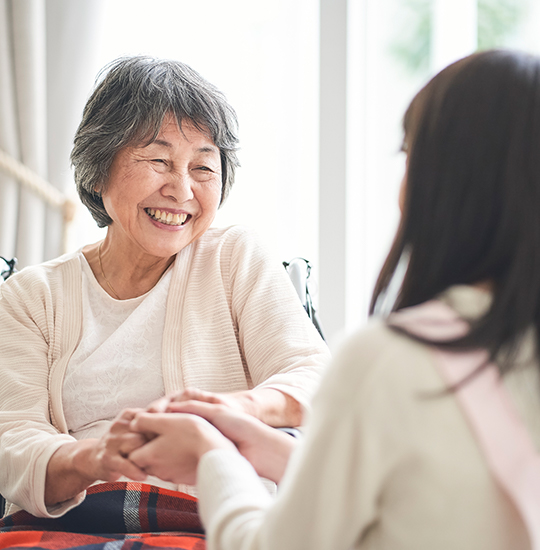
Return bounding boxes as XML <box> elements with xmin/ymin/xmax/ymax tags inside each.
<box><xmin>0</xmin><ymin>257</ymin><xmax>17</xmax><ymax>516</ymax></box>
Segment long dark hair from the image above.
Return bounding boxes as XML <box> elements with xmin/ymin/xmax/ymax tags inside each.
<box><xmin>370</xmin><ymin>50</ymin><xmax>540</xmax><ymax>371</ymax></box>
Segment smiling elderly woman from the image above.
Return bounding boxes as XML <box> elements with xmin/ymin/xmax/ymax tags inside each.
<box><xmin>0</xmin><ymin>57</ymin><xmax>329</xmax><ymax>521</ymax></box>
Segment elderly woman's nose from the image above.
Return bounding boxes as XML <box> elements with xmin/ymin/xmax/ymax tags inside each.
<box><xmin>161</xmin><ymin>171</ymin><xmax>194</xmax><ymax>202</ymax></box>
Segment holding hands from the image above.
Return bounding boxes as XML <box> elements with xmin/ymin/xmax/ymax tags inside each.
<box><xmin>45</xmin><ymin>409</ymin><xmax>148</xmax><ymax>506</ymax></box>
<box><xmin>147</xmin><ymin>386</ymin><xmax>304</xmax><ymax>428</ymax></box>
<box><xmin>46</xmin><ymin>388</ymin><xmax>297</xmax><ymax>507</ymax></box>
<box><xmin>128</xmin><ymin>412</ymin><xmax>236</xmax><ymax>485</ymax></box>
<box><xmin>112</xmin><ymin>389</ymin><xmax>298</xmax><ymax>487</ymax></box>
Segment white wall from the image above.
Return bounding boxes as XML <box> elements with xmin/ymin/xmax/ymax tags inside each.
<box><xmin>69</xmin><ymin>0</ymin><xmax>320</xmax><ymax>270</ymax></box>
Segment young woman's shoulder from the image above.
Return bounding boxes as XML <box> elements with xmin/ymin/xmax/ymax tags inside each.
<box><xmin>322</xmin><ymin>319</ymin><xmax>444</xmax><ymax>406</ymax></box>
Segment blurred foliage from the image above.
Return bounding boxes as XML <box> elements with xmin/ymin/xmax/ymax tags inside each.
<box><xmin>478</xmin><ymin>0</ymin><xmax>524</xmax><ymax>50</ymax></box>
<box><xmin>390</xmin><ymin>0</ymin><xmax>432</xmax><ymax>74</ymax></box>
<box><xmin>390</xmin><ymin>0</ymin><xmax>528</xmax><ymax>75</ymax></box>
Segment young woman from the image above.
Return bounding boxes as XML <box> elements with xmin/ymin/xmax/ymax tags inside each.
<box><xmin>124</xmin><ymin>49</ymin><xmax>540</xmax><ymax>549</ymax></box>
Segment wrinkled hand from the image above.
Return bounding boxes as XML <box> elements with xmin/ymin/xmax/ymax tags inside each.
<box><xmin>45</xmin><ymin>409</ymin><xmax>149</xmax><ymax>506</ymax></box>
<box><xmin>158</xmin><ymin>401</ymin><xmax>296</xmax><ymax>483</ymax></box>
<box><xmin>88</xmin><ymin>408</ymin><xmax>150</xmax><ymax>482</ymax></box>
<box><xmin>128</xmin><ymin>412</ymin><xmax>236</xmax><ymax>485</ymax></box>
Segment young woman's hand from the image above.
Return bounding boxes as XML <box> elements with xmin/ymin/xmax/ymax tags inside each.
<box><xmin>155</xmin><ymin>401</ymin><xmax>297</xmax><ymax>483</ymax></box>
<box><xmin>128</xmin><ymin>412</ymin><xmax>236</xmax><ymax>485</ymax></box>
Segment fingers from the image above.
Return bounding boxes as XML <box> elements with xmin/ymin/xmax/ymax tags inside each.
<box><xmin>128</xmin><ymin>412</ymin><xmax>236</xmax><ymax>485</ymax></box>
<box><xmin>166</xmin><ymin>400</ymin><xmax>227</xmax><ymax>420</ymax></box>
<box><xmin>164</xmin><ymin>400</ymin><xmax>265</xmax><ymax>451</ymax></box>
<box><xmin>109</xmin><ymin>409</ymin><xmax>144</xmax><ymax>436</ymax></box>
<box><xmin>146</xmin><ymin>396</ymin><xmax>170</xmax><ymax>413</ymax></box>
<box><xmin>145</xmin><ymin>389</ymin><xmax>217</xmax><ymax>413</ymax></box>
<box><xmin>128</xmin><ymin>413</ymin><xmax>207</xmax><ymax>485</ymax></box>
<box><xmin>98</xmin><ymin>408</ymin><xmax>151</xmax><ymax>482</ymax></box>
<box><xmin>107</xmin><ymin>416</ymin><xmax>149</xmax><ymax>453</ymax></box>
<box><xmin>172</xmin><ymin>388</ymin><xmax>225</xmax><ymax>405</ymax></box>
<box><xmin>115</xmin><ymin>432</ymin><xmax>149</xmax><ymax>457</ymax></box>
<box><xmin>130</xmin><ymin>412</ymin><xmax>166</xmax><ymax>435</ymax></box>
<box><xmin>100</xmin><ymin>450</ymin><xmax>148</xmax><ymax>482</ymax></box>
<box><xmin>91</xmin><ymin>434</ymin><xmax>148</xmax><ymax>483</ymax></box>
<box><xmin>130</xmin><ymin>411</ymin><xmax>198</xmax><ymax>436</ymax></box>
<box><xmin>128</xmin><ymin>440</ymin><xmax>162</xmax><ymax>473</ymax></box>
<box><xmin>117</xmin><ymin>408</ymin><xmax>143</xmax><ymax>421</ymax></box>
<box><xmin>128</xmin><ymin>439</ymin><xmax>197</xmax><ymax>486</ymax></box>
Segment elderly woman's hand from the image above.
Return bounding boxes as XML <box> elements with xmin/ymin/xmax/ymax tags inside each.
<box><xmin>45</xmin><ymin>409</ymin><xmax>149</xmax><ymax>507</ymax></box>
<box><xmin>79</xmin><ymin>408</ymin><xmax>150</xmax><ymax>483</ymax></box>
<box><xmin>147</xmin><ymin>387</ymin><xmax>303</xmax><ymax>428</ymax></box>
<box><xmin>128</xmin><ymin>412</ymin><xmax>236</xmax><ymax>485</ymax></box>
<box><xmin>98</xmin><ymin>408</ymin><xmax>152</xmax><ymax>467</ymax></box>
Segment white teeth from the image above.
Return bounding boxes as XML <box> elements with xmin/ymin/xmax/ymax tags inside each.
<box><xmin>147</xmin><ymin>208</ymin><xmax>188</xmax><ymax>226</ymax></box>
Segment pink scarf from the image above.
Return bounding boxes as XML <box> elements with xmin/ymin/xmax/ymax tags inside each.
<box><xmin>390</xmin><ymin>300</ymin><xmax>540</xmax><ymax>549</ymax></box>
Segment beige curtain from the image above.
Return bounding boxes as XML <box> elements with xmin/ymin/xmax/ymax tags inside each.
<box><xmin>0</xmin><ymin>0</ymin><xmax>103</xmax><ymax>268</ymax></box>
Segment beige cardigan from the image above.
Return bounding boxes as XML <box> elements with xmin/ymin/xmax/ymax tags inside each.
<box><xmin>0</xmin><ymin>225</ymin><xmax>330</xmax><ymax>518</ymax></box>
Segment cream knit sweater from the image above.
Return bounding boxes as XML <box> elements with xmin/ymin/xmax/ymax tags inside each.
<box><xmin>197</xmin><ymin>287</ymin><xmax>539</xmax><ymax>550</ymax></box>
<box><xmin>0</xmin><ymin>225</ymin><xmax>330</xmax><ymax>518</ymax></box>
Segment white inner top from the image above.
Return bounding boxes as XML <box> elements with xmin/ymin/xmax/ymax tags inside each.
<box><xmin>62</xmin><ymin>253</ymin><xmax>172</xmax><ymax>441</ymax></box>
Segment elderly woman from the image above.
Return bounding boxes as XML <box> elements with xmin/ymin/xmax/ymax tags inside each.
<box><xmin>0</xmin><ymin>56</ymin><xmax>329</xmax><ymax>520</ymax></box>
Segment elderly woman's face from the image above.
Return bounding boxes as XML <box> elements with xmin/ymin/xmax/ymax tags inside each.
<box><xmin>101</xmin><ymin>114</ymin><xmax>222</xmax><ymax>259</ymax></box>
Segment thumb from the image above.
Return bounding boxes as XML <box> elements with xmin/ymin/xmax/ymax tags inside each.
<box><xmin>130</xmin><ymin>412</ymin><xmax>166</xmax><ymax>436</ymax></box>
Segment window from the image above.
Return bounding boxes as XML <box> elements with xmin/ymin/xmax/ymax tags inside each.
<box><xmin>68</xmin><ymin>0</ymin><xmax>539</xmax><ymax>341</ymax></box>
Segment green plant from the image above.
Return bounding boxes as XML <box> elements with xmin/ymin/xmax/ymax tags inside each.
<box><xmin>390</xmin><ymin>0</ymin><xmax>528</xmax><ymax>75</ymax></box>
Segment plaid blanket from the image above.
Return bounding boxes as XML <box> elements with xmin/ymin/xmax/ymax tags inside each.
<box><xmin>0</xmin><ymin>482</ymin><xmax>205</xmax><ymax>549</ymax></box>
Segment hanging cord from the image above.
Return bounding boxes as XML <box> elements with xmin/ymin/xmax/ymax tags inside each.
<box><xmin>0</xmin><ymin>148</ymin><xmax>76</xmax><ymax>253</ymax></box>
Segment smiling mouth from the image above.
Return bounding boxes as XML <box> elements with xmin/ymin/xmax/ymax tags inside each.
<box><xmin>145</xmin><ymin>208</ymin><xmax>190</xmax><ymax>226</ymax></box>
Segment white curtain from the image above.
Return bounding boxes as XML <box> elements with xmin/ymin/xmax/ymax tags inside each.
<box><xmin>0</xmin><ymin>0</ymin><xmax>103</xmax><ymax>268</ymax></box>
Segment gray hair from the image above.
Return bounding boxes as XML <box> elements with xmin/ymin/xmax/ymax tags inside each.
<box><xmin>71</xmin><ymin>56</ymin><xmax>240</xmax><ymax>227</ymax></box>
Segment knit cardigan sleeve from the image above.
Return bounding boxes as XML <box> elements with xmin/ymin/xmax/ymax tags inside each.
<box><xmin>222</xmin><ymin>226</ymin><xmax>330</xmax><ymax>411</ymax></box>
<box><xmin>0</xmin><ymin>256</ymin><xmax>84</xmax><ymax>518</ymax></box>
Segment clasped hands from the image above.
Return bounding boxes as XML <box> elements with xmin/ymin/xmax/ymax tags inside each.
<box><xmin>102</xmin><ymin>388</ymin><xmax>296</xmax><ymax>487</ymax></box>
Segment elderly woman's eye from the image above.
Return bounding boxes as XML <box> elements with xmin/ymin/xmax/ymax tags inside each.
<box><xmin>152</xmin><ymin>159</ymin><xmax>167</xmax><ymax>164</ymax></box>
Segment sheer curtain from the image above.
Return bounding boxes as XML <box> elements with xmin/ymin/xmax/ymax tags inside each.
<box><xmin>2</xmin><ymin>0</ymin><xmax>535</xmax><ymax>340</ymax></box>
<box><xmin>0</xmin><ymin>0</ymin><xmax>103</xmax><ymax>268</ymax></box>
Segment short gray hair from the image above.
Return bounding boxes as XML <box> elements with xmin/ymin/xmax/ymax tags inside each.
<box><xmin>71</xmin><ymin>56</ymin><xmax>240</xmax><ymax>227</ymax></box>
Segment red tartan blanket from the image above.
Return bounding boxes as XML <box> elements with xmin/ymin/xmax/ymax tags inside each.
<box><xmin>0</xmin><ymin>482</ymin><xmax>205</xmax><ymax>549</ymax></box>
